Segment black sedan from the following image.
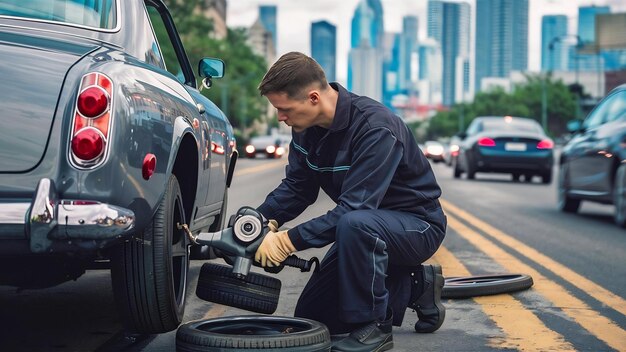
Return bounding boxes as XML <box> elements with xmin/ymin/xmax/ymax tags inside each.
<box><xmin>558</xmin><ymin>84</ymin><xmax>626</xmax><ymax>228</ymax></box>
<box><xmin>452</xmin><ymin>116</ymin><xmax>554</xmax><ymax>183</ymax></box>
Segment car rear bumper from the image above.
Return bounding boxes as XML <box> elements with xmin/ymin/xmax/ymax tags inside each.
<box><xmin>475</xmin><ymin>149</ymin><xmax>553</xmax><ymax>173</ymax></box>
<box><xmin>0</xmin><ymin>178</ymin><xmax>135</xmax><ymax>253</ymax></box>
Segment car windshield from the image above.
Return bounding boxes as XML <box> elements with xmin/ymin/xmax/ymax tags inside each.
<box><xmin>0</xmin><ymin>0</ymin><xmax>116</xmax><ymax>29</ymax></box>
<box><xmin>482</xmin><ymin>119</ymin><xmax>542</xmax><ymax>133</ymax></box>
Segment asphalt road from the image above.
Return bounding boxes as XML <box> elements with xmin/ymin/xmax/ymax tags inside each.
<box><xmin>1</xmin><ymin>155</ymin><xmax>624</xmax><ymax>351</ymax></box>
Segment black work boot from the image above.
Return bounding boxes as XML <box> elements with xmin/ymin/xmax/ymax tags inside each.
<box><xmin>409</xmin><ymin>264</ymin><xmax>445</xmax><ymax>333</ymax></box>
<box><xmin>331</xmin><ymin>310</ymin><xmax>393</xmax><ymax>352</ymax></box>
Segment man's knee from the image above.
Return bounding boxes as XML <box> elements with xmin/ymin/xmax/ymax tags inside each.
<box><xmin>336</xmin><ymin>210</ymin><xmax>377</xmax><ymax>240</ymax></box>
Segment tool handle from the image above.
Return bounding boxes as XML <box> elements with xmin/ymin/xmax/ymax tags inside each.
<box><xmin>262</xmin><ymin>255</ymin><xmax>320</xmax><ymax>274</ymax></box>
<box><xmin>284</xmin><ymin>255</ymin><xmax>320</xmax><ymax>272</ymax></box>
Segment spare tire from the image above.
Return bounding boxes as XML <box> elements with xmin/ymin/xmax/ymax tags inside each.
<box><xmin>442</xmin><ymin>274</ymin><xmax>533</xmax><ymax>299</ymax></box>
<box><xmin>176</xmin><ymin>315</ymin><xmax>331</xmax><ymax>352</ymax></box>
<box><xmin>196</xmin><ymin>263</ymin><xmax>281</xmax><ymax>314</ymax></box>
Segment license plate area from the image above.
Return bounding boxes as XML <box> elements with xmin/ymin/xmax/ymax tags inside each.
<box><xmin>505</xmin><ymin>142</ymin><xmax>527</xmax><ymax>151</ymax></box>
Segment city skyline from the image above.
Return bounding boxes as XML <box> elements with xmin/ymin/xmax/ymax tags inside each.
<box><xmin>226</xmin><ymin>0</ymin><xmax>626</xmax><ymax>85</ymax></box>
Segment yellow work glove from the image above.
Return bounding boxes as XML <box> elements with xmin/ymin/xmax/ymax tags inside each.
<box><xmin>268</xmin><ymin>219</ymin><xmax>279</xmax><ymax>232</ymax></box>
<box><xmin>255</xmin><ymin>229</ymin><xmax>296</xmax><ymax>267</ymax></box>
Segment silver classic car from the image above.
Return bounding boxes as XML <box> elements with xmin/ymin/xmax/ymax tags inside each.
<box><xmin>0</xmin><ymin>0</ymin><xmax>237</xmax><ymax>333</ymax></box>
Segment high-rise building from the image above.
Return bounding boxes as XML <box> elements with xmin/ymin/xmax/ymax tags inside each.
<box><xmin>417</xmin><ymin>39</ymin><xmax>442</xmax><ymax>105</ymax></box>
<box><xmin>259</xmin><ymin>5</ymin><xmax>277</xmax><ymax>49</ymax></box>
<box><xmin>428</xmin><ymin>0</ymin><xmax>470</xmax><ymax>106</ymax></box>
<box><xmin>578</xmin><ymin>5</ymin><xmax>610</xmax><ymax>45</ymax></box>
<box><xmin>475</xmin><ymin>0</ymin><xmax>528</xmax><ymax>92</ymax></box>
<box><xmin>383</xmin><ymin>33</ymin><xmax>401</xmax><ymax>109</ymax></box>
<box><xmin>350</xmin><ymin>46</ymin><xmax>383</xmax><ymax>101</ymax></box>
<box><xmin>399</xmin><ymin>16</ymin><xmax>418</xmax><ymax>92</ymax></box>
<box><xmin>350</xmin><ymin>0</ymin><xmax>384</xmax><ymax>49</ymax></box>
<box><xmin>202</xmin><ymin>0</ymin><xmax>227</xmax><ymax>39</ymax></box>
<box><xmin>541</xmin><ymin>15</ymin><xmax>568</xmax><ymax>72</ymax></box>
<box><xmin>311</xmin><ymin>21</ymin><xmax>337</xmax><ymax>82</ymax></box>
<box><xmin>575</xmin><ymin>5</ymin><xmax>611</xmax><ymax>73</ymax></box>
<box><xmin>348</xmin><ymin>0</ymin><xmax>384</xmax><ymax>99</ymax></box>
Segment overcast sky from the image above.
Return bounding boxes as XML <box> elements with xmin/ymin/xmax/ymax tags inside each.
<box><xmin>226</xmin><ymin>0</ymin><xmax>626</xmax><ymax>84</ymax></box>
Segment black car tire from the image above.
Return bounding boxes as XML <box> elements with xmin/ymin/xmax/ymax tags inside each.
<box><xmin>442</xmin><ymin>274</ymin><xmax>533</xmax><ymax>299</ymax></box>
<box><xmin>541</xmin><ymin>171</ymin><xmax>552</xmax><ymax>184</ymax></box>
<box><xmin>176</xmin><ymin>315</ymin><xmax>331</xmax><ymax>352</ymax></box>
<box><xmin>466</xmin><ymin>160</ymin><xmax>477</xmax><ymax>180</ymax></box>
<box><xmin>196</xmin><ymin>263</ymin><xmax>281</xmax><ymax>314</ymax></box>
<box><xmin>453</xmin><ymin>158</ymin><xmax>462</xmax><ymax>179</ymax></box>
<box><xmin>512</xmin><ymin>173</ymin><xmax>521</xmax><ymax>182</ymax></box>
<box><xmin>111</xmin><ymin>174</ymin><xmax>189</xmax><ymax>334</ymax></box>
<box><xmin>613</xmin><ymin>164</ymin><xmax>626</xmax><ymax>228</ymax></box>
<box><xmin>558</xmin><ymin>164</ymin><xmax>581</xmax><ymax>213</ymax></box>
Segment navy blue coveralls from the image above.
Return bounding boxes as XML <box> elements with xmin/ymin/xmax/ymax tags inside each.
<box><xmin>257</xmin><ymin>83</ymin><xmax>446</xmax><ymax>334</ymax></box>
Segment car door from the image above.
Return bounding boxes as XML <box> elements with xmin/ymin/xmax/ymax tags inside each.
<box><xmin>568</xmin><ymin>90</ymin><xmax>626</xmax><ymax>194</ymax></box>
<box><xmin>145</xmin><ymin>3</ymin><xmax>211</xmax><ymax>209</ymax></box>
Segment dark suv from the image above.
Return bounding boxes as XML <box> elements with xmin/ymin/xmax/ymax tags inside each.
<box><xmin>558</xmin><ymin>84</ymin><xmax>626</xmax><ymax>228</ymax></box>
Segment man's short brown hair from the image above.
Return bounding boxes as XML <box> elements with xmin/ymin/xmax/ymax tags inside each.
<box><xmin>258</xmin><ymin>52</ymin><xmax>328</xmax><ymax>99</ymax></box>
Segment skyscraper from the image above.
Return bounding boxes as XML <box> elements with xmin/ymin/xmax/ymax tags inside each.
<box><xmin>576</xmin><ymin>5</ymin><xmax>610</xmax><ymax>72</ymax></box>
<box><xmin>311</xmin><ymin>21</ymin><xmax>337</xmax><ymax>82</ymax></box>
<box><xmin>428</xmin><ymin>0</ymin><xmax>470</xmax><ymax>106</ymax></box>
<box><xmin>399</xmin><ymin>16</ymin><xmax>418</xmax><ymax>92</ymax></box>
<box><xmin>350</xmin><ymin>0</ymin><xmax>384</xmax><ymax>49</ymax></box>
<box><xmin>541</xmin><ymin>15</ymin><xmax>568</xmax><ymax>72</ymax></box>
<box><xmin>475</xmin><ymin>0</ymin><xmax>528</xmax><ymax>92</ymax></box>
<box><xmin>259</xmin><ymin>5</ymin><xmax>277</xmax><ymax>49</ymax></box>
<box><xmin>578</xmin><ymin>5</ymin><xmax>610</xmax><ymax>45</ymax></box>
<box><xmin>348</xmin><ymin>0</ymin><xmax>384</xmax><ymax>101</ymax></box>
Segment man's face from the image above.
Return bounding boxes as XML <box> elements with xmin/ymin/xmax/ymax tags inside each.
<box><xmin>265</xmin><ymin>91</ymin><xmax>319</xmax><ymax>133</ymax></box>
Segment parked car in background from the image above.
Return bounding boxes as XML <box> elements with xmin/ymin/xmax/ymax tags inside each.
<box><xmin>444</xmin><ymin>135</ymin><xmax>462</xmax><ymax>166</ymax></box>
<box><xmin>558</xmin><ymin>84</ymin><xmax>626</xmax><ymax>228</ymax></box>
<box><xmin>452</xmin><ymin>116</ymin><xmax>554</xmax><ymax>183</ymax></box>
<box><xmin>0</xmin><ymin>0</ymin><xmax>236</xmax><ymax>334</ymax></box>
<box><xmin>423</xmin><ymin>140</ymin><xmax>445</xmax><ymax>163</ymax></box>
<box><xmin>245</xmin><ymin>134</ymin><xmax>289</xmax><ymax>158</ymax></box>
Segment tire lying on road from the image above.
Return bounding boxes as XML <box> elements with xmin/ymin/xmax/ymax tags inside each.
<box><xmin>442</xmin><ymin>274</ymin><xmax>533</xmax><ymax>299</ymax></box>
<box><xmin>196</xmin><ymin>262</ymin><xmax>281</xmax><ymax>314</ymax></box>
<box><xmin>176</xmin><ymin>316</ymin><xmax>331</xmax><ymax>352</ymax></box>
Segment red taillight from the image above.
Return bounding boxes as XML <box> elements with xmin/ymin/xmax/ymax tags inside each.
<box><xmin>537</xmin><ymin>139</ymin><xmax>554</xmax><ymax>149</ymax></box>
<box><xmin>71</xmin><ymin>128</ymin><xmax>104</xmax><ymax>161</ymax></box>
<box><xmin>478</xmin><ymin>137</ymin><xmax>496</xmax><ymax>147</ymax></box>
<box><xmin>142</xmin><ymin>153</ymin><xmax>156</xmax><ymax>180</ymax></box>
<box><xmin>77</xmin><ymin>86</ymin><xmax>109</xmax><ymax>118</ymax></box>
<box><xmin>70</xmin><ymin>73</ymin><xmax>113</xmax><ymax>167</ymax></box>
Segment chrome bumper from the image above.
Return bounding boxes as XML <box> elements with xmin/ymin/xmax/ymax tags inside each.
<box><xmin>0</xmin><ymin>178</ymin><xmax>135</xmax><ymax>253</ymax></box>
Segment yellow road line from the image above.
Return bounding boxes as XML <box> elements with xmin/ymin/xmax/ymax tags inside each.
<box><xmin>441</xmin><ymin>199</ymin><xmax>626</xmax><ymax>318</ymax></box>
<box><xmin>436</xmin><ymin>246</ymin><xmax>574</xmax><ymax>351</ymax></box>
<box><xmin>234</xmin><ymin>160</ymin><xmax>286</xmax><ymax>176</ymax></box>
<box><xmin>445</xmin><ymin>211</ymin><xmax>626</xmax><ymax>351</ymax></box>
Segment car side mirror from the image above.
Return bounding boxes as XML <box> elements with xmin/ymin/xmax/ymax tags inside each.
<box><xmin>199</xmin><ymin>58</ymin><xmax>225</xmax><ymax>89</ymax></box>
<box><xmin>566</xmin><ymin>120</ymin><xmax>584</xmax><ymax>134</ymax></box>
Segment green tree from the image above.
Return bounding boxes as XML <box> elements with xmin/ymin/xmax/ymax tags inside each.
<box><xmin>163</xmin><ymin>0</ymin><xmax>268</xmax><ymax>130</ymax></box>
<box><xmin>427</xmin><ymin>77</ymin><xmax>578</xmax><ymax>139</ymax></box>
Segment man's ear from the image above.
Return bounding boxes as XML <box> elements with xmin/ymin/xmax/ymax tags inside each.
<box><xmin>308</xmin><ymin>90</ymin><xmax>320</xmax><ymax>105</ymax></box>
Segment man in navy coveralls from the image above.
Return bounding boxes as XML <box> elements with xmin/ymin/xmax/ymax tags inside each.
<box><xmin>254</xmin><ymin>52</ymin><xmax>447</xmax><ymax>352</ymax></box>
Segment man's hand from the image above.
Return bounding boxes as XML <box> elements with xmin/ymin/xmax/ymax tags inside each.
<box><xmin>255</xmin><ymin>228</ymin><xmax>296</xmax><ymax>267</ymax></box>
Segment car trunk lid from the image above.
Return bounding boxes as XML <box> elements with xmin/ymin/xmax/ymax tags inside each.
<box><xmin>0</xmin><ymin>29</ymin><xmax>100</xmax><ymax>172</ymax></box>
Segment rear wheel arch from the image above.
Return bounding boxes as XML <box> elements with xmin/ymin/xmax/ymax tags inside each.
<box><xmin>172</xmin><ymin>133</ymin><xmax>198</xmax><ymax>224</ymax></box>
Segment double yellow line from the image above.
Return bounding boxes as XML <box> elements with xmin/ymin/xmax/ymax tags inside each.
<box><xmin>437</xmin><ymin>199</ymin><xmax>626</xmax><ymax>350</ymax></box>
